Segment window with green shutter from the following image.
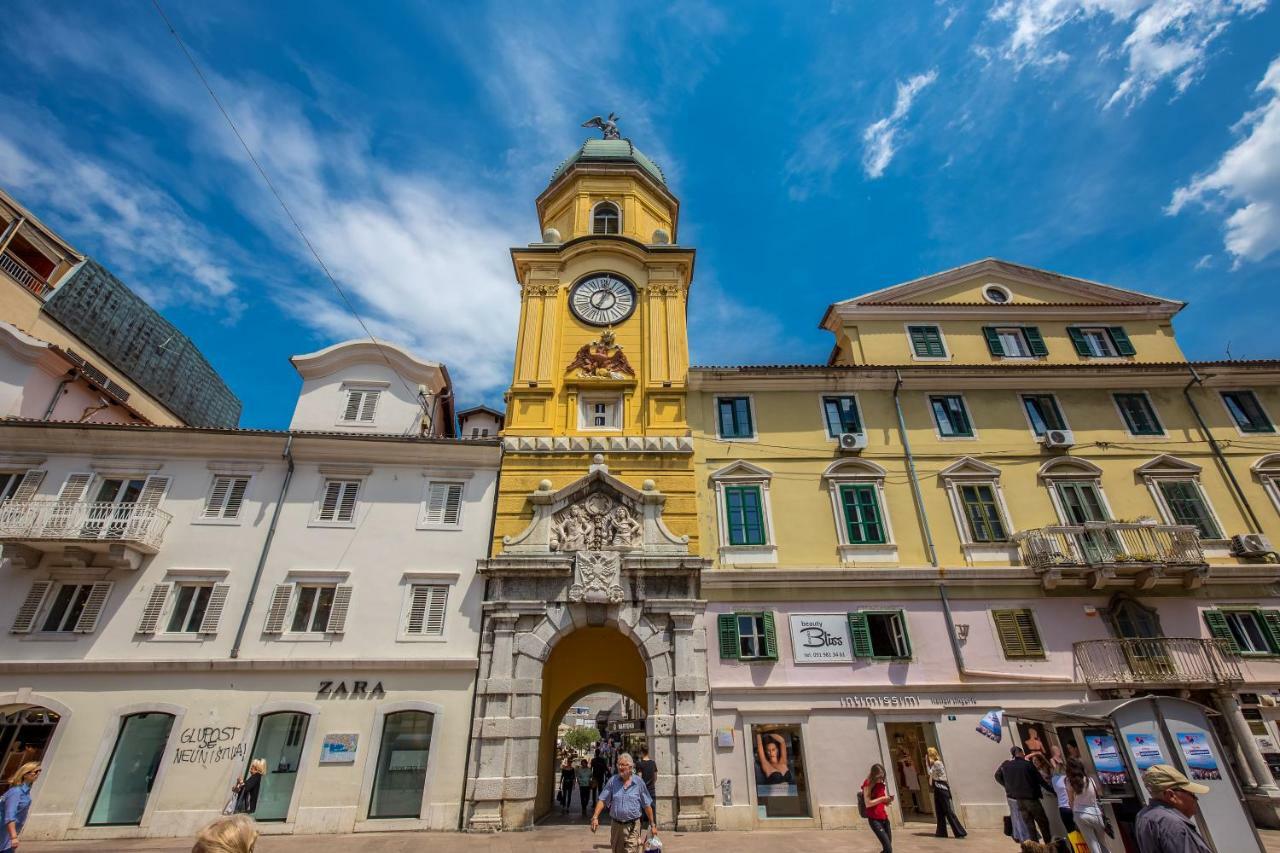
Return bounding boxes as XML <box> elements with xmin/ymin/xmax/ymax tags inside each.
<box><xmin>724</xmin><ymin>485</ymin><xmax>767</xmax><ymax>546</ymax></box>
<box><xmin>1221</xmin><ymin>391</ymin><xmax>1274</xmax><ymax>433</ymax></box>
<box><xmin>959</xmin><ymin>483</ymin><xmax>1007</xmax><ymax>542</ymax></box>
<box><xmin>993</xmin><ymin>609</ymin><xmax>1044</xmax><ymax>659</ymax></box>
<box><xmin>847</xmin><ymin>611</ymin><xmax>911</xmax><ymax>659</ymax></box>
<box><xmin>1070</xmin><ymin>327</ymin><xmax>1134</xmax><ymax>358</ymax></box>
<box><xmin>839</xmin><ymin>484</ymin><xmax>885</xmax><ymax>544</ymax></box>
<box><xmin>1156</xmin><ymin>480</ymin><xmax>1221</xmax><ymax>539</ymax></box>
<box><xmin>984</xmin><ymin>327</ymin><xmax>1045</xmax><ymax>359</ymax></box>
<box><xmin>1204</xmin><ymin>609</ymin><xmax>1280</xmax><ymax>655</ymax></box>
<box><xmin>908</xmin><ymin>325</ymin><xmax>946</xmax><ymax>358</ymax></box>
<box><xmin>1114</xmin><ymin>393</ymin><xmax>1163</xmax><ymax>435</ymax></box>
<box><xmin>719</xmin><ymin>612</ymin><xmax>778</xmax><ymax>661</ymax></box>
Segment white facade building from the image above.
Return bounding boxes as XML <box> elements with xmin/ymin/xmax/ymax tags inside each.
<box><xmin>0</xmin><ymin>341</ymin><xmax>499</xmax><ymax>841</ymax></box>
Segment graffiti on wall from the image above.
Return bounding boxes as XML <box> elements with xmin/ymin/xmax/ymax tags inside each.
<box><xmin>173</xmin><ymin>725</ymin><xmax>247</xmax><ymax>766</ymax></box>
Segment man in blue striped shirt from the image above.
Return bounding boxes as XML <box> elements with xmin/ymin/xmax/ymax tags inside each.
<box><xmin>591</xmin><ymin>752</ymin><xmax>658</xmax><ymax>853</ymax></box>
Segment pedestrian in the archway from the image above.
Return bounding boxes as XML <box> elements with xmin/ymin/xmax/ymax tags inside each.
<box><xmin>591</xmin><ymin>752</ymin><xmax>658</xmax><ymax>853</ymax></box>
<box><xmin>635</xmin><ymin>747</ymin><xmax>658</xmax><ymax>828</ymax></box>
<box><xmin>591</xmin><ymin>749</ymin><xmax>608</xmax><ymax>802</ymax></box>
<box><xmin>560</xmin><ymin>755</ymin><xmax>576</xmax><ymax>814</ymax></box>
<box><xmin>576</xmin><ymin>758</ymin><xmax>593</xmax><ymax>817</ymax></box>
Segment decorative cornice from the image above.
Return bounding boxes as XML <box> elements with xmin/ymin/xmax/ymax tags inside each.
<box><xmin>522</xmin><ymin>283</ymin><xmax>560</xmax><ymax>297</ymax></box>
<box><xmin>502</xmin><ymin>435</ymin><xmax>693</xmax><ymax>453</ymax></box>
<box><xmin>0</xmin><ymin>657</ymin><xmax>481</xmax><ymax>673</ymax></box>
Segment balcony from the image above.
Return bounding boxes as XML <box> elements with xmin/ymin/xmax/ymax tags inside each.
<box><xmin>0</xmin><ymin>500</ymin><xmax>172</xmax><ymax>570</ymax></box>
<box><xmin>0</xmin><ymin>250</ymin><xmax>52</xmax><ymax>298</ymax></box>
<box><xmin>1013</xmin><ymin>522</ymin><xmax>1206</xmax><ymax>591</ymax></box>
<box><xmin>1075</xmin><ymin>638</ymin><xmax>1243</xmax><ymax>688</ymax></box>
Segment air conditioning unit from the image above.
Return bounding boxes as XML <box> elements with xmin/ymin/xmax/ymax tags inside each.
<box><xmin>1231</xmin><ymin>533</ymin><xmax>1275</xmax><ymax>557</ymax></box>
<box><xmin>838</xmin><ymin>432</ymin><xmax>868</xmax><ymax>452</ymax></box>
<box><xmin>1043</xmin><ymin>429</ymin><xmax>1075</xmax><ymax>448</ymax></box>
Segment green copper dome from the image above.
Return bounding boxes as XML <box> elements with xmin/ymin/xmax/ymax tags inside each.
<box><xmin>549</xmin><ymin>138</ymin><xmax>667</xmax><ymax>186</ymax></box>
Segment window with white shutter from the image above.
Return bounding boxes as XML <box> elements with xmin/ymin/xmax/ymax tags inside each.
<box><xmin>422</xmin><ymin>482</ymin><xmax>464</xmax><ymax>527</ymax></box>
<box><xmin>406</xmin><ymin>584</ymin><xmax>449</xmax><ymax>636</ymax></box>
<box><xmin>136</xmin><ymin>583</ymin><xmax>172</xmax><ymax>634</ymax></box>
<box><xmin>34</xmin><ymin>582</ymin><xmax>112</xmax><ymax>633</ymax></box>
<box><xmin>316</xmin><ymin>479</ymin><xmax>360</xmax><ymax>523</ymax></box>
<box><xmin>341</xmin><ymin>388</ymin><xmax>380</xmax><ymax>423</ymax></box>
<box><xmin>201</xmin><ymin>476</ymin><xmax>250</xmax><ymax>520</ymax></box>
<box><xmin>0</xmin><ymin>469</ymin><xmax>44</xmax><ymax>502</ymax></box>
<box><xmin>11</xmin><ymin>581</ymin><xmax>52</xmax><ymax>633</ymax></box>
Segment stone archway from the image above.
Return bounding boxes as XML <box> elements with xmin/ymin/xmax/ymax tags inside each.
<box><xmin>465</xmin><ymin>462</ymin><xmax>714</xmax><ymax>832</ymax></box>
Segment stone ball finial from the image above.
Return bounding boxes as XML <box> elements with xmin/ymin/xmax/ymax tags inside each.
<box><xmin>538</xmin><ymin>479</ymin><xmax>553</xmax><ymax>491</ymax></box>
<box><xmin>592</xmin><ymin>453</ymin><xmax>605</xmax><ymax>465</ymax></box>
<box><xmin>651</xmin><ymin>228</ymin><xmax>670</xmax><ymax>245</ymax></box>
<box><xmin>542</xmin><ymin>227</ymin><xmax>562</xmax><ymax>244</ymax></box>
<box><xmin>642</xmin><ymin>479</ymin><xmax>656</xmax><ymax>492</ymax></box>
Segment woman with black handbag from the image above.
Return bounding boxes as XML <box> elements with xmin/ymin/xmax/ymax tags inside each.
<box><xmin>926</xmin><ymin>747</ymin><xmax>967</xmax><ymax>839</ymax></box>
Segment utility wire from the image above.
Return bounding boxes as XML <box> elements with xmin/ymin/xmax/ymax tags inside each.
<box><xmin>149</xmin><ymin>0</ymin><xmax>441</xmax><ymax>435</ymax></box>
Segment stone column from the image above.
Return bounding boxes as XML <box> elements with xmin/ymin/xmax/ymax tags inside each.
<box><xmin>466</xmin><ymin>612</ymin><xmax>518</xmax><ymax>831</ymax></box>
<box><xmin>670</xmin><ymin>609</ymin><xmax>714</xmax><ymax>830</ymax></box>
<box><xmin>1214</xmin><ymin>690</ymin><xmax>1278</xmax><ymax>793</ymax></box>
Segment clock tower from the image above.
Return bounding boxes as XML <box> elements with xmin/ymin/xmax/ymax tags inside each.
<box><xmin>467</xmin><ymin>130</ymin><xmax>714</xmax><ymax>833</ymax></box>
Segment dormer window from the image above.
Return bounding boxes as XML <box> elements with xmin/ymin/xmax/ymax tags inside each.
<box><xmin>341</xmin><ymin>388</ymin><xmax>380</xmax><ymax>424</ymax></box>
<box><xmin>592</xmin><ymin>202</ymin><xmax>620</xmax><ymax>235</ymax></box>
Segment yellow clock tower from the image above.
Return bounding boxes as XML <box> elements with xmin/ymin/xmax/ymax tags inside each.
<box><xmin>493</xmin><ymin>134</ymin><xmax>698</xmax><ymax>552</ymax></box>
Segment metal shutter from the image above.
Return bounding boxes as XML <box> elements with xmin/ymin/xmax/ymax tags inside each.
<box><xmin>199</xmin><ymin>584</ymin><xmax>231</xmax><ymax>634</ymax></box>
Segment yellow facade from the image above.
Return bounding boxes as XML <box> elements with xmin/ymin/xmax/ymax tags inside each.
<box><xmin>493</xmin><ymin>142</ymin><xmax>699</xmax><ymax>555</ymax></box>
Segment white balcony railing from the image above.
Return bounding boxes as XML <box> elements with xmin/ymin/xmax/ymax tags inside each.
<box><xmin>0</xmin><ymin>499</ymin><xmax>171</xmax><ymax>552</ymax></box>
<box><xmin>1075</xmin><ymin>638</ymin><xmax>1242</xmax><ymax>686</ymax></box>
<box><xmin>0</xmin><ymin>251</ymin><xmax>52</xmax><ymax>298</ymax></box>
<box><xmin>1013</xmin><ymin>522</ymin><xmax>1204</xmax><ymax>570</ymax></box>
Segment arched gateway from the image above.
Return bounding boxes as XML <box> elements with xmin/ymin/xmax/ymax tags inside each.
<box><xmin>465</xmin><ymin>462</ymin><xmax>715</xmax><ymax>831</ymax></box>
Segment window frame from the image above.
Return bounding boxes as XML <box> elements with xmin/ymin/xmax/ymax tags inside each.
<box><xmin>848</xmin><ymin>609</ymin><xmax>912</xmax><ymax>661</ymax></box>
<box><xmin>400</xmin><ymin>581</ymin><xmax>452</xmax><ymax>641</ymax></box>
<box><xmin>723</xmin><ymin>484</ymin><xmax>767</xmax><ymax>546</ymax></box>
<box><xmin>1113</xmin><ymin>392</ymin><xmax>1165</xmax><ymax>437</ymax></box>
<box><xmin>714</xmin><ymin>395</ymin><xmax>757</xmax><ymax>441</ymax></box>
<box><xmin>289</xmin><ymin>583</ymin><xmax>339</xmax><ymax>634</ymax></box>
<box><xmin>194</xmin><ymin>473</ymin><xmax>252</xmax><ymax>526</ymax></box>
<box><xmin>590</xmin><ymin>200</ymin><xmax>621</xmax><ymax>235</ymax></box>
<box><xmin>40</xmin><ymin>582</ymin><xmax>98</xmax><ymax>633</ymax></box>
<box><xmin>904</xmin><ymin>323</ymin><xmax>950</xmax><ymax>361</ymax></box>
<box><xmin>717</xmin><ymin>611</ymin><xmax>779</xmax><ymax>662</ymax></box>
<box><xmin>992</xmin><ymin>608</ymin><xmax>1046</xmax><ymax>659</ymax></box>
<box><xmin>1204</xmin><ymin>607</ymin><xmax>1280</xmax><ymax>657</ymax></box>
<box><xmin>578</xmin><ymin>395</ymin><xmax>622</xmax><ymax>431</ymax></box>
<box><xmin>926</xmin><ymin>393</ymin><xmax>976</xmax><ymax>439</ymax></box>
<box><xmin>940</xmin><ymin>458</ymin><xmax>1015</xmax><ymax>551</ymax></box>
<box><xmin>1039</xmin><ymin>461</ymin><xmax>1115</xmax><ymax>527</ymax></box>
<box><xmin>994</xmin><ymin>327</ymin><xmax>1033</xmax><ymax>359</ymax></box>
<box><xmin>1019</xmin><ymin>392</ymin><xmax>1069</xmax><ymax>439</ymax></box>
<box><xmin>1253</xmin><ymin>455</ymin><xmax>1280</xmax><ymax>518</ymax></box>
<box><xmin>710</xmin><ymin>461</ymin><xmax>778</xmax><ymax>565</ymax></box>
<box><xmin>819</xmin><ymin>393</ymin><xmax>863</xmax><ymax>438</ymax></box>
<box><xmin>1219</xmin><ymin>390</ymin><xmax>1275</xmax><ymax>435</ymax></box>
<box><xmin>311</xmin><ymin>477</ymin><xmax>363</xmax><ymax>527</ymax></box>
<box><xmin>1152</xmin><ymin>478</ymin><xmax>1224</xmax><ymax>541</ymax></box>
<box><xmin>337</xmin><ymin>382</ymin><xmax>388</xmax><ymax>428</ymax></box>
<box><xmin>164</xmin><ymin>582</ymin><xmax>215</xmax><ymax>634</ymax></box>
<box><xmin>982</xmin><ymin>283</ymin><xmax>1012</xmax><ymax>304</ymax></box>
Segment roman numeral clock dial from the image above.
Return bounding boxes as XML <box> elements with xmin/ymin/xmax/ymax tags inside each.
<box><xmin>568</xmin><ymin>275</ymin><xmax>637</xmax><ymax>326</ymax></box>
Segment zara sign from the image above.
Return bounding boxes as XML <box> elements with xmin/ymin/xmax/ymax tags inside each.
<box><xmin>789</xmin><ymin>614</ymin><xmax>853</xmax><ymax>663</ymax></box>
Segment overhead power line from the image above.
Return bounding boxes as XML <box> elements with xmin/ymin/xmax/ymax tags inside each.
<box><xmin>149</xmin><ymin>0</ymin><xmax>441</xmax><ymax>435</ymax></box>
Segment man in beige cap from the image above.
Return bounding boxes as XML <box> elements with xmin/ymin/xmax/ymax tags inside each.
<box><xmin>1134</xmin><ymin>764</ymin><xmax>1212</xmax><ymax>853</ymax></box>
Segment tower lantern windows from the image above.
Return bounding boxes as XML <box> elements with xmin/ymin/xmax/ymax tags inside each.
<box><xmin>591</xmin><ymin>202</ymin><xmax>620</xmax><ymax>235</ymax></box>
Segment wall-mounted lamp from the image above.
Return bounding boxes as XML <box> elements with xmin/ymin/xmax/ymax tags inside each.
<box><xmin>955</xmin><ymin>623</ymin><xmax>970</xmax><ymax>642</ymax></box>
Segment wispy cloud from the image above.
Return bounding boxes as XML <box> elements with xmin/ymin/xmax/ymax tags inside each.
<box><xmin>1168</xmin><ymin>55</ymin><xmax>1280</xmax><ymax>266</ymax></box>
<box><xmin>987</xmin><ymin>0</ymin><xmax>1266</xmax><ymax>109</ymax></box>
<box><xmin>862</xmin><ymin>71</ymin><xmax>939</xmax><ymax>179</ymax></box>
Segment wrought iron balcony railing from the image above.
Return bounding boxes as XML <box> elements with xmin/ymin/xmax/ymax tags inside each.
<box><xmin>0</xmin><ymin>499</ymin><xmax>171</xmax><ymax>552</ymax></box>
<box><xmin>1014</xmin><ymin>522</ymin><xmax>1204</xmax><ymax>570</ymax></box>
<box><xmin>1075</xmin><ymin>638</ymin><xmax>1242</xmax><ymax>686</ymax></box>
<box><xmin>0</xmin><ymin>251</ymin><xmax>52</xmax><ymax>298</ymax></box>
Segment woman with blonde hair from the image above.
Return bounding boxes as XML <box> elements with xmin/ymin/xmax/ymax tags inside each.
<box><xmin>234</xmin><ymin>759</ymin><xmax>266</xmax><ymax>815</ymax></box>
<box><xmin>925</xmin><ymin>747</ymin><xmax>967</xmax><ymax>839</ymax></box>
<box><xmin>192</xmin><ymin>813</ymin><xmax>258</xmax><ymax>853</ymax></box>
<box><xmin>1</xmin><ymin>762</ymin><xmax>40</xmax><ymax>852</ymax></box>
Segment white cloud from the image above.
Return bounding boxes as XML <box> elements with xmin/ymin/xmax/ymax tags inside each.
<box><xmin>861</xmin><ymin>71</ymin><xmax>939</xmax><ymax>179</ymax></box>
<box><xmin>1168</xmin><ymin>55</ymin><xmax>1280</xmax><ymax>265</ymax></box>
<box><xmin>987</xmin><ymin>0</ymin><xmax>1266</xmax><ymax>108</ymax></box>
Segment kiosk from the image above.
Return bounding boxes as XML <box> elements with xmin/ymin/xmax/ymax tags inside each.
<box><xmin>1007</xmin><ymin>696</ymin><xmax>1262</xmax><ymax>853</ymax></box>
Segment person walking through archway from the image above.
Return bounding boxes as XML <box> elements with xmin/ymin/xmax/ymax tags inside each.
<box><xmin>591</xmin><ymin>752</ymin><xmax>658</xmax><ymax>853</ymax></box>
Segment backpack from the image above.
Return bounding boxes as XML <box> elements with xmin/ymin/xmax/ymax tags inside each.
<box><xmin>857</xmin><ymin>783</ymin><xmax>868</xmax><ymax>818</ymax></box>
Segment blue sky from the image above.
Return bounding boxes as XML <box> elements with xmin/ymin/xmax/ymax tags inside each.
<box><xmin>3</xmin><ymin>0</ymin><xmax>1279</xmax><ymax>428</ymax></box>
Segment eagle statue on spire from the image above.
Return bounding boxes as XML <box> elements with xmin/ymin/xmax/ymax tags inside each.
<box><xmin>582</xmin><ymin>112</ymin><xmax>622</xmax><ymax>140</ymax></box>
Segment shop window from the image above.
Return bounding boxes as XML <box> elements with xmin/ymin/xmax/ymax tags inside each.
<box><xmin>717</xmin><ymin>612</ymin><xmax>778</xmax><ymax>661</ymax></box>
<box><xmin>246</xmin><ymin>711</ymin><xmax>310</xmax><ymax>822</ymax></box>
<box><xmin>87</xmin><ymin>712</ymin><xmax>175</xmax><ymax>825</ymax></box>
<box><xmin>368</xmin><ymin>710</ymin><xmax>435</xmax><ymax>819</ymax></box>
<box><xmin>1221</xmin><ymin>391</ymin><xmax>1274</xmax><ymax>433</ymax></box>
<box><xmin>752</xmin><ymin>724</ymin><xmax>809</xmax><ymax>818</ymax></box>
<box><xmin>848</xmin><ymin>611</ymin><xmax>911</xmax><ymax>659</ymax></box>
<box><xmin>993</xmin><ymin>608</ymin><xmax>1045</xmax><ymax>659</ymax></box>
<box><xmin>822</xmin><ymin>395</ymin><xmax>862</xmax><ymax>437</ymax></box>
<box><xmin>716</xmin><ymin>396</ymin><xmax>755</xmax><ymax>439</ymax></box>
<box><xmin>0</xmin><ymin>707</ymin><xmax>60</xmax><ymax>797</ymax></box>
<box><xmin>1204</xmin><ymin>609</ymin><xmax>1280</xmax><ymax>656</ymax></box>
<box><xmin>1114</xmin><ymin>393</ymin><xmax>1163</xmax><ymax>436</ymax></box>
<box><xmin>929</xmin><ymin>395</ymin><xmax>973</xmax><ymax>437</ymax></box>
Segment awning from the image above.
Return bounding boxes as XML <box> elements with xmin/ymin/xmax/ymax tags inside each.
<box><xmin>1005</xmin><ymin>696</ymin><xmax>1219</xmax><ymax>727</ymax></box>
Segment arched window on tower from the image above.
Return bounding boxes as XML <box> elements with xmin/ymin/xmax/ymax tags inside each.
<box><xmin>592</xmin><ymin>202</ymin><xmax>620</xmax><ymax>235</ymax></box>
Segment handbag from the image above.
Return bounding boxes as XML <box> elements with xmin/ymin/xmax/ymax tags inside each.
<box><xmin>1002</xmin><ymin>814</ymin><xmax>1013</xmax><ymax>837</ymax></box>
<box><xmin>221</xmin><ymin>792</ymin><xmax>238</xmax><ymax>816</ymax></box>
<box><xmin>856</xmin><ymin>788</ymin><xmax>868</xmax><ymax>818</ymax></box>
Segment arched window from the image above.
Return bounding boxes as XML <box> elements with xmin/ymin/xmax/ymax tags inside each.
<box><xmin>369</xmin><ymin>710</ymin><xmax>435</xmax><ymax>819</ymax></box>
<box><xmin>88</xmin><ymin>712</ymin><xmax>175</xmax><ymax>825</ymax></box>
<box><xmin>592</xmin><ymin>202</ymin><xmax>620</xmax><ymax>235</ymax></box>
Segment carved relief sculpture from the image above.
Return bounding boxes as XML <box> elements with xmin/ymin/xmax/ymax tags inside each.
<box><xmin>565</xmin><ymin>329</ymin><xmax>635</xmax><ymax>380</ymax></box>
<box><xmin>568</xmin><ymin>550</ymin><xmax>624</xmax><ymax>604</ymax></box>
<box><xmin>550</xmin><ymin>491</ymin><xmax>642</xmax><ymax>552</ymax></box>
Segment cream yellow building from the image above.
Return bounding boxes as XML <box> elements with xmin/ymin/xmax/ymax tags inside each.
<box><xmin>691</xmin><ymin>258</ymin><xmax>1280</xmax><ymax>837</ymax></box>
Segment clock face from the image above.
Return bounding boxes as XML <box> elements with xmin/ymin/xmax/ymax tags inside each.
<box><xmin>569</xmin><ymin>275</ymin><xmax>637</xmax><ymax>326</ymax></box>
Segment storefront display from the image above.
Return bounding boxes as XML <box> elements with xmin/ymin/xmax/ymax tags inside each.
<box><xmin>247</xmin><ymin>711</ymin><xmax>309</xmax><ymax>822</ymax></box>
<box><xmin>752</xmin><ymin>724</ymin><xmax>808</xmax><ymax>818</ymax></box>
<box><xmin>87</xmin><ymin>712</ymin><xmax>174</xmax><ymax>826</ymax></box>
<box><xmin>368</xmin><ymin>711</ymin><xmax>433</xmax><ymax>819</ymax></box>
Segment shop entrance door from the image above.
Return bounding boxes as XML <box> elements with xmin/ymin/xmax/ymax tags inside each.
<box><xmin>245</xmin><ymin>711</ymin><xmax>310</xmax><ymax>822</ymax></box>
<box><xmin>0</xmin><ymin>707</ymin><xmax>60</xmax><ymax>795</ymax></box>
<box><xmin>885</xmin><ymin>722</ymin><xmax>938</xmax><ymax>823</ymax></box>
